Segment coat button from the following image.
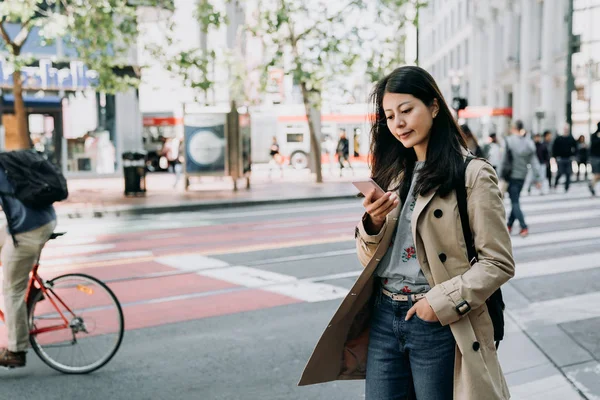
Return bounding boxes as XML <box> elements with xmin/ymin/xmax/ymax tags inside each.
<box><xmin>472</xmin><ymin>341</ymin><xmax>480</xmax><ymax>351</ymax></box>
<box><xmin>434</xmin><ymin>209</ymin><xmax>443</xmax><ymax>218</ymax></box>
<box><xmin>439</xmin><ymin>253</ymin><xmax>447</xmax><ymax>262</ymax></box>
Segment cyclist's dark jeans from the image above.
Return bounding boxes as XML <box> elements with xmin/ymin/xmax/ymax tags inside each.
<box><xmin>365</xmin><ymin>291</ymin><xmax>455</xmax><ymax>400</ymax></box>
<box><xmin>507</xmin><ymin>179</ymin><xmax>526</xmax><ymax>229</ymax></box>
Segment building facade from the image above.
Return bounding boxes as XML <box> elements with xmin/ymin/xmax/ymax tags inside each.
<box><xmin>418</xmin><ymin>0</ymin><xmax>599</xmax><ymax>139</ymax></box>
<box><xmin>0</xmin><ymin>23</ymin><xmax>143</xmax><ymax>177</ymax></box>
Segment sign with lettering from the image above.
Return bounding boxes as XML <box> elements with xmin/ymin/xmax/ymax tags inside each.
<box><xmin>0</xmin><ymin>58</ymin><xmax>99</xmax><ymax>91</ymax></box>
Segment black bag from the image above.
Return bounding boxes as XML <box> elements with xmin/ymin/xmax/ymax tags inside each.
<box><xmin>0</xmin><ymin>150</ymin><xmax>68</xmax><ymax>208</ymax></box>
<box><xmin>456</xmin><ymin>157</ymin><xmax>505</xmax><ymax>349</ymax></box>
<box><xmin>500</xmin><ymin>143</ymin><xmax>513</xmax><ymax>181</ymax></box>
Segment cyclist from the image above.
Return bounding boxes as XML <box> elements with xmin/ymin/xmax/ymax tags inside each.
<box><xmin>0</xmin><ymin>168</ymin><xmax>56</xmax><ymax>368</ymax></box>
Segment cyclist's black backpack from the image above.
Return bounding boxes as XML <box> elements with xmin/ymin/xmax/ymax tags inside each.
<box><xmin>0</xmin><ymin>150</ymin><xmax>68</xmax><ymax>209</ymax></box>
<box><xmin>456</xmin><ymin>157</ymin><xmax>505</xmax><ymax>349</ymax></box>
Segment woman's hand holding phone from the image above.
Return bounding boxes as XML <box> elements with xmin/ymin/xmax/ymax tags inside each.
<box><xmin>363</xmin><ymin>190</ymin><xmax>399</xmax><ymax>234</ymax></box>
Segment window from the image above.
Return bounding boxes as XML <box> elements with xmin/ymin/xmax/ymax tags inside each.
<box><xmin>536</xmin><ymin>1</ymin><xmax>543</xmax><ymax>60</ymax></box>
<box><xmin>466</xmin><ymin>0</ymin><xmax>470</xmax><ymax>18</ymax></box>
<box><xmin>457</xmin><ymin>44</ymin><xmax>462</xmax><ymax>68</ymax></box>
<box><xmin>465</xmin><ymin>38</ymin><xmax>469</xmax><ymax>65</ymax></box>
<box><xmin>443</xmin><ymin>55</ymin><xmax>448</xmax><ymax>77</ymax></box>
<box><xmin>444</xmin><ymin>18</ymin><xmax>448</xmax><ymax>39</ymax></box>
<box><xmin>286</xmin><ymin>133</ymin><xmax>304</xmax><ymax>143</ymax></box>
<box><xmin>458</xmin><ymin>1</ymin><xmax>463</xmax><ymax>26</ymax></box>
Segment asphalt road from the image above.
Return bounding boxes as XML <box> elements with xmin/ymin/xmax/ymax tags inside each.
<box><xmin>0</xmin><ymin>186</ymin><xmax>599</xmax><ymax>400</ymax></box>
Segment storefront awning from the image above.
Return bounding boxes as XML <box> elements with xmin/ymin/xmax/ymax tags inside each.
<box><xmin>458</xmin><ymin>107</ymin><xmax>512</xmax><ymax>119</ymax></box>
<box><xmin>2</xmin><ymin>94</ymin><xmax>63</xmax><ymax>111</ymax></box>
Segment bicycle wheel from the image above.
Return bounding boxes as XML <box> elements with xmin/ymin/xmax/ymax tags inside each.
<box><xmin>28</xmin><ymin>273</ymin><xmax>124</xmax><ymax>374</ymax></box>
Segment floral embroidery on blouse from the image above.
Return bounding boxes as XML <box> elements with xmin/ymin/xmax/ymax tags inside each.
<box><xmin>402</xmin><ymin>246</ymin><xmax>417</xmax><ymax>262</ymax></box>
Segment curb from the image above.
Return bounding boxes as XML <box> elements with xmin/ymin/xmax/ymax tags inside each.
<box><xmin>56</xmin><ymin>193</ymin><xmax>360</xmax><ymax>219</ymax></box>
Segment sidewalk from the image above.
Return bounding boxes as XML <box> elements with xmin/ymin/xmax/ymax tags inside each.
<box><xmin>56</xmin><ymin>163</ymin><xmax>370</xmax><ymax>219</ymax></box>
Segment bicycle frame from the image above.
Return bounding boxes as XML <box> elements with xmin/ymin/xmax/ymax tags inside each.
<box><xmin>0</xmin><ymin>263</ymin><xmax>76</xmax><ymax>336</ymax></box>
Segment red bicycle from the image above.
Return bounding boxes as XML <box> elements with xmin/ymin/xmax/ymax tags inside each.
<box><xmin>0</xmin><ymin>232</ymin><xmax>124</xmax><ymax>374</ymax></box>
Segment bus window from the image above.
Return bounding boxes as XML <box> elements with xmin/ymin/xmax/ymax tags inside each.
<box><xmin>286</xmin><ymin>133</ymin><xmax>304</xmax><ymax>143</ymax></box>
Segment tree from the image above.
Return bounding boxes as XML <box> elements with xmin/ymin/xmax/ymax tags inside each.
<box><xmin>0</xmin><ymin>0</ymin><xmax>171</xmax><ymax>150</ymax></box>
<box><xmin>143</xmin><ymin>0</ymin><xmax>240</xmax><ymax>106</ymax></box>
<box><xmin>249</xmin><ymin>0</ymin><xmax>418</xmax><ymax>183</ymax></box>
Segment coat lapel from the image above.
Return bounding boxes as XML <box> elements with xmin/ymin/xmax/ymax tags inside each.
<box><xmin>410</xmin><ymin>188</ymin><xmax>436</xmax><ymax>245</ymax></box>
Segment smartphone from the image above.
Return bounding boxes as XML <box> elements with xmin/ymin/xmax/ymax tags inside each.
<box><xmin>352</xmin><ymin>179</ymin><xmax>386</xmax><ymax>200</ymax></box>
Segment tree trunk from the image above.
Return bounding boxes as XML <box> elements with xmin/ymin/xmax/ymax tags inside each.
<box><xmin>11</xmin><ymin>69</ymin><xmax>31</xmax><ymax>150</ymax></box>
<box><xmin>300</xmin><ymin>82</ymin><xmax>323</xmax><ymax>183</ymax></box>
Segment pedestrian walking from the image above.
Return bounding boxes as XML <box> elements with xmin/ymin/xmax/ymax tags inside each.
<box><xmin>461</xmin><ymin>124</ymin><xmax>484</xmax><ymax>157</ymax></box>
<box><xmin>268</xmin><ymin>136</ymin><xmax>283</xmax><ymax>178</ymax></box>
<box><xmin>322</xmin><ymin>134</ymin><xmax>336</xmax><ymax>174</ymax></box>
<box><xmin>160</xmin><ymin>137</ymin><xmax>183</xmax><ymax>188</ymax></box>
<box><xmin>501</xmin><ymin>120</ymin><xmax>542</xmax><ymax>237</ymax></box>
<box><xmin>575</xmin><ymin>135</ymin><xmax>589</xmax><ymax>182</ymax></box>
<box><xmin>552</xmin><ymin>125</ymin><xmax>578</xmax><ymax>192</ymax></box>
<box><xmin>300</xmin><ymin>66</ymin><xmax>515</xmax><ymax>400</ymax></box>
<box><xmin>484</xmin><ymin>133</ymin><xmax>502</xmax><ymax>172</ymax></box>
<box><xmin>588</xmin><ymin>122</ymin><xmax>600</xmax><ymax>196</ymax></box>
<box><xmin>336</xmin><ymin>130</ymin><xmax>353</xmax><ymax>176</ymax></box>
<box><xmin>528</xmin><ymin>133</ymin><xmax>549</xmax><ymax>195</ymax></box>
<box><xmin>543</xmin><ymin>130</ymin><xmax>554</xmax><ymax>189</ymax></box>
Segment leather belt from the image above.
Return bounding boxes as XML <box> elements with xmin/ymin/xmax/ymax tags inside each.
<box><xmin>381</xmin><ymin>288</ymin><xmax>427</xmax><ymax>302</ymax></box>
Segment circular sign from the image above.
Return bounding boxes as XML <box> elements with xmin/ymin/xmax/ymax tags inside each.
<box><xmin>188</xmin><ymin>130</ymin><xmax>224</xmax><ymax>165</ymax></box>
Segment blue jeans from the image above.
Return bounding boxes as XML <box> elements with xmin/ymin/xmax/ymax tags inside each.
<box><xmin>365</xmin><ymin>291</ymin><xmax>456</xmax><ymax>400</ymax></box>
<box><xmin>507</xmin><ymin>179</ymin><xmax>526</xmax><ymax>229</ymax></box>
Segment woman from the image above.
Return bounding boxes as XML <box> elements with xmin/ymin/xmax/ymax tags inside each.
<box><xmin>299</xmin><ymin>66</ymin><xmax>515</xmax><ymax>400</ymax></box>
<box><xmin>461</xmin><ymin>123</ymin><xmax>484</xmax><ymax>158</ymax></box>
<box><xmin>576</xmin><ymin>135</ymin><xmax>589</xmax><ymax>182</ymax></box>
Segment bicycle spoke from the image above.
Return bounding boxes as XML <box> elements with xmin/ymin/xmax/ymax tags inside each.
<box><xmin>28</xmin><ymin>273</ymin><xmax>124</xmax><ymax>374</ymax></box>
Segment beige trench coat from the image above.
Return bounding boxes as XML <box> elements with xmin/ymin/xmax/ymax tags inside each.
<box><xmin>298</xmin><ymin>155</ymin><xmax>515</xmax><ymax>400</ymax></box>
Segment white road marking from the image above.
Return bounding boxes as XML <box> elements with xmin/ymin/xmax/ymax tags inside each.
<box><xmin>155</xmin><ymin>254</ymin><xmax>229</xmax><ymax>271</ymax></box>
<box><xmin>145</xmin><ymin>233</ymin><xmax>184</xmax><ymax>240</ymax></box>
<box><xmin>523</xmin><ymin>209</ymin><xmax>600</xmax><ymax>224</ymax></box>
<box><xmin>511</xmin><ymin>226</ymin><xmax>600</xmax><ymax>248</ymax></box>
<box><xmin>514</xmin><ymin>252</ymin><xmax>600</xmax><ymax>279</ymax></box>
<box><xmin>42</xmin><ymin>244</ymin><xmax>115</xmax><ymax>257</ymax></box>
<box><xmin>516</xmin><ymin>198</ymin><xmax>599</xmax><ymax>213</ymax></box>
<box><xmin>198</xmin><ymin>265</ymin><xmax>347</xmax><ymax>303</ymax></box>
<box><xmin>509</xmin><ymin>374</ymin><xmax>583</xmax><ymax>400</ymax></box>
<box><xmin>509</xmin><ymin>291</ymin><xmax>600</xmax><ymax>328</ymax></box>
<box><xmin>41</xmin><ymin>251</ymin><xmax>153</xmax><ymax>267</ymax></box>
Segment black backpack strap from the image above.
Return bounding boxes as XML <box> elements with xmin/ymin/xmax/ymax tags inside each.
<box><xmin>456</xmin><ymin>157</ymin><xmax>477</xmax><ymax>266</ymax></box>
<box><xmin>456</xmin><ymin>157</ymin><xmax>503</xmax><ymax>349</ymax></box>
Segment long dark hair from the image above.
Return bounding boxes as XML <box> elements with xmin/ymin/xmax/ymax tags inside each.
<box><xmin>369</xmin><ymin>66</ymin><xmax>467</xmax><ymax>202</ymax></box>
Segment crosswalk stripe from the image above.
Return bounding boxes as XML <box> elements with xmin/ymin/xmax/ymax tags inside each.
<box><xmin>522</xmin><ymin>209</ymin><xmax>600</xmax><ymax>224</ymax></box>
<box><xmin>514</xmin><ymin>252</ymin><xmax>600</xmax><ymax>279</ymax></box>
<box><xmin>511</xmin><ymin>226</ymin><xmax>600</xmax><ymax>248</ymax></box>
<box><xmin>516</xmin><ymin>198</ymin><xmax>599</xmax><ymax>213</ymax></box>
<box><xmin>509</xmin><ymin>291</ymin><xmax>600</xmax><ymax>327</ymax></box>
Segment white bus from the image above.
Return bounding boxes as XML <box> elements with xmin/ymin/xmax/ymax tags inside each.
<box><xmin>251</xmin><ymin>104</ymin><xmax>372</xmax><ymax>169</ymax></box>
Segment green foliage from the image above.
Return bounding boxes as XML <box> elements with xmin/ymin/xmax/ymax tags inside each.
<box><xmin>196</xmin><ymin>0</ymin><xmax>228</xmax><ymax>33</ymax></box>
<box><xmin>250</xmin><ymin>0</ymin><xmax>415</xmax><ymax>106</ymax></box>
<box><xmin>0</xmin><ymin>0</ymin><xmax>177</xmax><ymax>93</ymax></box>
<box><xmin>144</xmin><ymin>0</ymin><xmax>230</xmax><ymax>104</ymax></box>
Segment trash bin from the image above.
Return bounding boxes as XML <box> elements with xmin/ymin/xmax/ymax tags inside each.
<box><xmin>122</xmin><ymin>151</ymin><xmax>147</xmax><ymax>196</ymax></box>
